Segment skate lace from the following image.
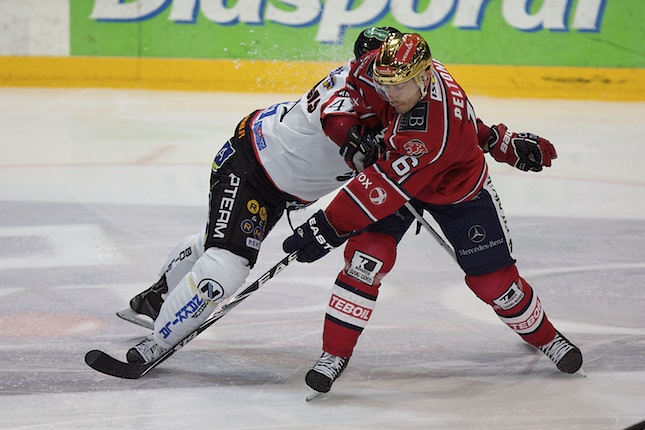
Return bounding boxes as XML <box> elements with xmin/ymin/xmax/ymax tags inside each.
<box><xmin>539</xmin><ymin>334</ymin><xmax>573</xmax><ymax>364</ymax></box>
<box><xmin>137</xmin><ymin>336</ymin><xmax>166</xmax><ymax>361</ymax></box>
<box><xmin>312</xmin><ymin>352</ymin><xmax>347</xmax><ymax>380</ymax></box>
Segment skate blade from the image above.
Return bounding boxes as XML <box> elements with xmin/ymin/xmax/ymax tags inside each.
<box><xmin>305</xmin><ymin>388</ymin><xmax>326</xmax><ymax>402</ymax></box>
<box><xmin>116</xmin><ymin>307</ymin><xmax>154</xmax><ymax>330</ymax></box>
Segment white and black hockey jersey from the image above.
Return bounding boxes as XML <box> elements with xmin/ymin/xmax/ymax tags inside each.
<box><xmin>248</xmin><ymin>62</ymin><xmax>355</xmax><ymax>202</ymax></box>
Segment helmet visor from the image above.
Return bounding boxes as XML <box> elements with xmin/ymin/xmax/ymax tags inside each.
<box><xmin>374</xmin><ymin>77</ymin><xmax>421</xmax><ymax>103</ymax></box>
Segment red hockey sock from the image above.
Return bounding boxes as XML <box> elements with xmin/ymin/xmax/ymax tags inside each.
<box><xmin>322</xmin><ymin>232</ymin><xmax>396</xmax><ymax>357</ymax></box>
<box><xmin>466</xmin><ymin>265</ymin><xmax>556</xmax><ymax>347</ymax></box>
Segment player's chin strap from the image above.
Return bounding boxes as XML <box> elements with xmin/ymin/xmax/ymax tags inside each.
<box><xmin>404</xmin><ymin>201</ymin><xmax>457</xmax><ymax>263</ymax></box>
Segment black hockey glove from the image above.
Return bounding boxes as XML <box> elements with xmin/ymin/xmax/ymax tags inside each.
<box><xmin>487</xmin><ymin>123</ymin><xmax>557</xmax><ymax>172</ymax></box>
<box><xmin>340</xmin><ymin>125</ymin><xmax>385</xmax><ymax>172</ymax></box>
<box><xmin>282</xmin><ymin>210</ymin><xmax>348</xmax><ymax>263</ymax></box>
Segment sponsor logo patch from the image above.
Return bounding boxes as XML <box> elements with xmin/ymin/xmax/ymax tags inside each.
<box><xmin>369</xmin><ymin>187</ymin><xmax>387</xmax><ymax>205</ymax></box>
<box><xmin>347</xmin><ymin>251</ymin><xmax>384</xmax><ymax>286</ymax></box>
<box><xmin>159</xmin><ymin>294</ymin><xmax>206</xmax><ymax>339</ymax></box>
<box><xmin>246</xmin><ymin>237</ymin><xmax>261</xmax><ymax>250</ymax></box>
<box><xmin>211</xmin><ymin>173</ymin><xmax>241</xmax><ymax>240</ymax></box>
<box><xmin>240</xmin><ymin>219</ymin><xmax>254</xmax><ymax>234</ymax></box>
<box><xmin>329</xmin><ymin>294</ymin><xmax>372</xmax><ymax>322</ymax></box>
<box><xmin>493</xmin><ymin>282</ymin><xmax>525</xmax><ymax>311</ymax></box>
<box><xmin>247</xmin><ymin>199</ymin><xmax>260</xmax><ymax>214</ymax></box>
<box><xmin>198</xmin><ymin>279</ymin><xmax>225</xmax><ymax>301</ymax></box>
<box><xmin>253</xmin><ymin>226</ymin><xmax>264</xmax><ymax>240</ymax></box>
<box><xmin>212</xmin><ymin>140</ymin><xmax>235</xmax><ymax>172</ymax></box>
<box><xmin>503</xmin><ymin>297</ymin><xmax>544</xmax><ymax>334</ymax></box>
<box><xmin>252</xmin><ymin>122</ymin><xmax>267</xmax><ymax>150</ymax></box>
<box><xmin>458</xmin><ymin>237</ymin><xmax>506</xmax><ymax>257</ymax></box>
<box><xmin>468</xmin><ymin>225</ymin><xmax>486</xmax><ymax>243</ymax></box>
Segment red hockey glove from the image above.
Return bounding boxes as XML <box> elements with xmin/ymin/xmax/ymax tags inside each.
<box><xmin>487</xmin><ymin>124</ymin><xmax>557</xmax><ymax>172</ymax></box>
<box><xmin>340</xmin><ymin>125</ymin><xmax>385</xmax><ymax>172</ymax></box>
<box><xmin>282</xmin><ymin>210</ymin><xmax>349</xmax><ymax>263</ymax></box>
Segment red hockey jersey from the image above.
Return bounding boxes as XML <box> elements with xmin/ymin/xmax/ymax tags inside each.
<box><xmin>321</xmin><ymin>54</ymin><xmax>489</xmax><ymax>235</ymax></box>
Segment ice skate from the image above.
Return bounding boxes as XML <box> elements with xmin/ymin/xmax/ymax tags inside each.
<box><xmin>305</xmin><ymin>352</ymin><xmax>349</xmax><ymax>401</ymax></box>
<box><xmin>117</xmin><ymin>276</ymin><xmax>169</xmax><ymax>329</ymax></box>
<box><xmin>538</xmin><ymin>331</ymin><xmax>583</xmax><ymax>374</ymax></box>
<box><xmin>126</xmin><ymin>335</ymin><xmax>167</xmax><ymax>364</ymax></box>
<box><xmin>129</xmin><ymin>275</ymin><xmax>168</xmax><ymax>320</ymax></box>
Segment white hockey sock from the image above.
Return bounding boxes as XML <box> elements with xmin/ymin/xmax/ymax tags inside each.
<box><xmin>153</xmin><ymin>272</ymin><xmax>218</xmax><ymax>349</ymax></box>
<box><xmin>159</xmin><ymin>233</ymin><xmax>205</xmax><ymax>293</ymax></box>
<box><xmin>153</xmin><ymin>248</ymin><xmax>250</xmax><ymax>349</ymax></box>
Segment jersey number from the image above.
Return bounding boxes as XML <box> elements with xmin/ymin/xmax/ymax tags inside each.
<box><xmin>306</xmin><ymin>88</ymin><xmax>321</xmax><ymax>113</ymax></box>
<box><xmin>391</xmin><ymin>155</ymin><xmax>419</xmax><ymax>176</ymax></box>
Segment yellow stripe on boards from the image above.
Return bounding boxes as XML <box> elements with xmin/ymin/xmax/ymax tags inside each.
<box><xmin>0</xmin><ymin>56</ymin><xmax>341</xmax><ymax>93</ymax></box>
<box><xmin>448</xmin><ymin>64</ymin><xmax>645</xmax><ymax>101</ymax></box>
<box><xmin>1</xmin><ymin>56</ymin><xmax>643</xmax><ymax>101</ymax></box>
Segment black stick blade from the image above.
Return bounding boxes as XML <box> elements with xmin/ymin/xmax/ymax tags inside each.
<box><xmin>85</xmin><ymin>350</ymin><xmax>149</xmax><ymax>379</ymax></box>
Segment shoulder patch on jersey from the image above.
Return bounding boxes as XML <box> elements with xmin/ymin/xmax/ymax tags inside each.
<box><xmin>403</xmin><ymin>139</ymin><xmax>429</xmax><ymax>156</ymax></box>
<box><xmin>398</xmin><ymin>101</ymin><xmax>429</xmax><ymax>132</ymax></box>
<box><xmin>212</xmin><ymin>140</ymin><xmax>236</xmax><ymax>172</ymax></box>
<box><xmin>252</xmin><ymin>122</ymin><xmax>267</xmax><ymax>151</ymax></box>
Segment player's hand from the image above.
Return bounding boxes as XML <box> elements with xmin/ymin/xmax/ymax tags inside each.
<box><xmin>340</xmin><ymin>125</ymin><xmax>385</xmax><ymax>172</ymax></box>
<box><xmin>487</xmin><ymin>124</ymin><xmax>557</xmax><ymax>172</ymax></box>
<box><xmin>282</xmin><ymin>210</ymin><xmax>348</xmax><ymax>263</ymax></box>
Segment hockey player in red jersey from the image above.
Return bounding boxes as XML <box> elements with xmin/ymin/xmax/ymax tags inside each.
<box><xmin>283</xmin><ymin>30</ymin><xmax>581</xmax><ymax>398</ymax></box>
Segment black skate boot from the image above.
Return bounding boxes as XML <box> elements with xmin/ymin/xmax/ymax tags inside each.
<box><xmin>129</xmin><ymin>275</ymin><xmax>168</xmax><ymax>320</ymax></box>
<box><xmin>538</xmin><ymin>331</ymin><xmax>583</xmax><ymax>374</ymax></box>
<box><xmin>305</xmin><ymin>352</ymin><xmax>349</xmax><ymax>401</ymax></box>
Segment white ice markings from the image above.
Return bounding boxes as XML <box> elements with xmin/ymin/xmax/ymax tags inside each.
<box><xmin>0</xmin><ymin>224</ymin><xmax>123</xmax><ymax>270</ymax></box>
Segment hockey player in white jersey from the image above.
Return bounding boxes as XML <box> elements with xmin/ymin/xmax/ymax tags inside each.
<box><xmin>123</xmin><ymin>29</ymin><xmax>392</xmax><ymax>364</ymax></box>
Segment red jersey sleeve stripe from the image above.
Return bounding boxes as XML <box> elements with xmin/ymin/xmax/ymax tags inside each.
<box><xmin>343</xmin><ymin>187</ymin><xmax>380</xmax><ymax>223</ymax></box>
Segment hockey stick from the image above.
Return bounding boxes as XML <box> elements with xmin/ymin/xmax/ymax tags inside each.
<box><xmin>622</xmin><ymin>419</ymin><xmax>645</xmax><ymax>430</ymax></box>
<box><xmin>404</xmin><ymin>202</ymin><xmax>457</xmax><ymax>262</ymax></box>
<box><xmin>85</xmin><ymin>250</ymin><xmax>299</xmax><ymax>379</ymax></box>
<box><xmin>118</xmin><ymin>205</ymin><xmax>454</xmax><ymax>331</ymax></box>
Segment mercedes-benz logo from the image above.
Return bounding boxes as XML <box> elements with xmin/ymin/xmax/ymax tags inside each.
<box><xmin>468</xmin><ymin>225</ymin><xmax>486</xmax><ymax>243</ymax></box>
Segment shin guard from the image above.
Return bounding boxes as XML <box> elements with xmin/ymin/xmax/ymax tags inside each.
<box><xmin>159</xmin><ymin>233</ymin><xmax>205</xmax><ymax>293</ymax></box>
<box><xmin>323</xmin><ymin>232</ymin><xmax>396</xmax><ymax>357</ymax></box>
<box><xmin>153</xmin><ymin>248</ymin><xmax>249</xmax><ymax>348</ymax></box>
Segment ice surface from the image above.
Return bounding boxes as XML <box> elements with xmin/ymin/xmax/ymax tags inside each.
<box><xmin>1</xmin><ymin>87</ymin><xmax>644</xmax><ymax>429</ymax></box>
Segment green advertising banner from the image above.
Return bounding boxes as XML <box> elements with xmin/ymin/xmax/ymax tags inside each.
<box><xmin>71</xmin><ymin>0</ymin><xmax>644</xmax><ymax>68</ymax></box>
